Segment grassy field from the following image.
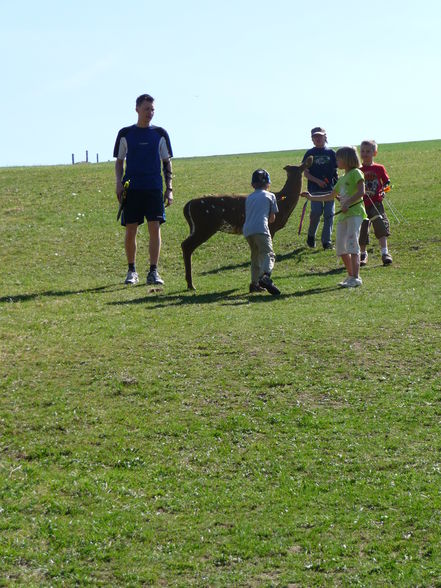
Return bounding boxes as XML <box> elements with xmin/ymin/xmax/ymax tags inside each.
<box><xmin>1</xmin><ymin>140</ymin><xmax>440</xmax><ymax>586</ymax></box>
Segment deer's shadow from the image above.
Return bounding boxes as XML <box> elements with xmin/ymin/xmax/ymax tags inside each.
<box><xmin>107</xmin><ymin>284</ymin><xmax>339</xmax><ymax>309</ymax></box>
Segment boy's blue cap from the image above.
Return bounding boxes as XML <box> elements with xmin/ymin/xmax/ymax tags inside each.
<box><xmin>252</xmin><ymin>169</ymin><xmax>271</xmax><ymax>185</ymax></box>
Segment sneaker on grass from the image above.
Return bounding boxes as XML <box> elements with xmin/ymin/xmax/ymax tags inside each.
<box><xmin>340</xmin><ymin>276</ymin><xmax>362</xmax><ymax>288</ymax></box>
<box><xmin>147</xmin><ymin>269</ymin><xmax>164</xmax><ymax>285</ymax></box>
<box><xmin>382</xmin><ymin>252</ymin><xmax>393</xmax><ymax>265</ymax></box>
<box><xmin>360</xmin><ymin>252</ymin><xmax>368</xmax><ymax>266</ymax></box>
<box><xmin>339</xmin><ymin>276</ymin><xmax>363</xmax><ymax>288</ymax></box>
<box><xmin>306</xmin><ymin>235</ymin><xmax>316</xmax><ymax>248</ymax></box>
<box><xmin>259</xmin><ymin>274</ymin><xmax>281</xmax><ymax>296</ymax></box>
<box><xmin>338</xmin><ymin>276</ymin><xmax>352</xmax><ymax>287</ymax></box>
<box><xmin>124</xmin><ymin>270</ymin><xmax>139</xmax><ymax>285</ymax></box>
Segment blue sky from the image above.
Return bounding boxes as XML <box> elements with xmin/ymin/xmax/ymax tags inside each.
<box><xmin>2</xmin><ymin>0</ymin><xmax>440</xmax><ymax>167</ymax></box>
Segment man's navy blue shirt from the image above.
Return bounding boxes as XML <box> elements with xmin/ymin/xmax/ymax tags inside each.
<box><xmin>113</xmin><ymin>125</ymin><xmax>173</xmax><ymax>190</ymax></box>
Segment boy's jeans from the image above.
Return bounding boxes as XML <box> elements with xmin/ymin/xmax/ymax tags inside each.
<box><xmin>307</xmin><ymin>200</ymin><xmax>335</xmax><ymax>245</ymax></box>
<box><xmin>246</xmin><ymin>233</ymin><xmax>275</xmax><ymax>284</ymax></box>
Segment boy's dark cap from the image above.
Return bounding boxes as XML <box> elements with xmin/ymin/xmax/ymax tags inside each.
<box><xmin>252</xmin><ymin>169</ymin><xmax>271</xmax><ymax>185</ymax></box>
<box><xmin>311</xmin><ymin>127</ymin><xmax>326</xmax><ymax>136</ymax></box>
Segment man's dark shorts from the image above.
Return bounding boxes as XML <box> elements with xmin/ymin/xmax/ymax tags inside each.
<box><xmin>359</xmin><ymin>201</ymin><xmax>390</xmax><ymax>245</ymax></box>
<box><xmin>121</xmin><ymin>189</ymin><xmax>166</xmax><ymax>226</ymax></box>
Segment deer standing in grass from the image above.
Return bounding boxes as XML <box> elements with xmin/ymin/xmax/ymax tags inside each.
<box><xmin>181</xmin><ymin>156</ymin><xmax>313</xmax><ymax>289</ymax></box>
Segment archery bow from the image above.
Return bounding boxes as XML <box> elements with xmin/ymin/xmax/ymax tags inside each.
<box><xmin>116</xmin><ymin>180</ymin><xmax>130</xmax><ymax>221</ymax></box>
<box><xmin>297</xmin><ymin>200</ymin><xmax>308</xmax><ymax>235</ymax></box>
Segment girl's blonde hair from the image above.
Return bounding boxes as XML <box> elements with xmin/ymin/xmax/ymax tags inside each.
<box><xmin>336</xmin><ymin>146</ymin><xmax>361</xmax><ymax>170</ymax></box>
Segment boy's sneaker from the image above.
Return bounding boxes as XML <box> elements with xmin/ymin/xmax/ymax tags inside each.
<box><xmin>147</xmin><ymin>269</ymin><xmax>164</xmax><ymax>285</ymax></box>
<box><xmin>259</xmin><ymin>274</ymin><xmax>281</xmax><ymax>296</ymax></box>
<box><xmin>306</xmin><ymin>235</ymin><xmax>316</xmax><ymax>248</ymax></box>
<box><xmin>249</xmin><ymin>282</ymin><xmax>265</xmax><ymax>293</ymax></box>
<box><xmin>382</xmin><ymin>252</ymin><xmax>393</xmax><ymax>265</ymax></box>
<box><xmin>360</xmin><ymin>252</ymin><xmax>368</xmax><ymax>266</ymax></box>
<box><xmin>323</xmin><ymin>242</ymin><xmax>333</xmax><ymax>250</ymax></box>
<box><xmin>124</xmin><ymin>270</ymin><xmax>139</xmax><ymax>285</ymax></box>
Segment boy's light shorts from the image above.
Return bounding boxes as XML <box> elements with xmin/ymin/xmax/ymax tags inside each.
<box><xmin>336</xmin><ymin>216</ymin><xmax>363</xmax><ymax>256</ymax></box>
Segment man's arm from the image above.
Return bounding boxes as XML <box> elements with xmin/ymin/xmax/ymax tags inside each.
<box><xmin>162</xmin><ymin>158</ymin><xmax>173</xmax><ymax>206</ymax></box>
<box><xmin>115</xmin><ymin>159</ymin><xmax>124</xmax><ymax>201</ymax></box>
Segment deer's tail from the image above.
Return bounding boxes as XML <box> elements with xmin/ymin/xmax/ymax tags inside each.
<box><xmin>183</xmin><ymin>200</ymin><xmax>196</xmax><ymax>236</ymax></box>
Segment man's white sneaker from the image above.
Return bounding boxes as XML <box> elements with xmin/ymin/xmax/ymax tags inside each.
<box><xmin>124</xmin><ymin>270</ymin><xmax>139</xmax><ymax>285</ymax></box>
<box><xmin>147</xmin><ymin>269</ymin><xmax>164</xmax><ymax>285</ymax></box>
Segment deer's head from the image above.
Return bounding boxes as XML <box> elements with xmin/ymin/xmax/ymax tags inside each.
<box><xmin>283</xmin><ymin>155</ymin><xmax>313</xmax><ymax>176</ymax></box>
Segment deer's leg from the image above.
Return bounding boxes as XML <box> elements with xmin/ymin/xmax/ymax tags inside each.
<box><xmin>181</xmin><ymin>235</ymin><xmax>196</xmax><ymax>290</ymax></box>
<box><xmin>181</xmin><ymin>228</ymin><xmax>218</xmax><ymax>290</ymax></box>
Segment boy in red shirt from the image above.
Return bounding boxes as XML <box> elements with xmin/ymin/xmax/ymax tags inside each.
<box><xmin>359</xmin><ymin>140</ymin><xmax>393</xmax><ymax>266</ymax></box>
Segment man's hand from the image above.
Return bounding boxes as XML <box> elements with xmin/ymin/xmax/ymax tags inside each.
<box><xmin>300</xmin><ymin>191</ymin><xmax>311</xmax><ymax>200</ymax></box>
<box><xmin>116</xmin><ymin>181</ymin><xmax>124</xmax><ymax>203</ymax></box>
<box><xmin>164</xmin><ymin>189</ymin><xmax>174</xmax><ymax>207</ymax></box>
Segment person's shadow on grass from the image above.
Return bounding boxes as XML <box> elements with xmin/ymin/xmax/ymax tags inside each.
<box><xmin>1</xmin><ymin>280</ymin><xmax>339</xmax><ymax>308</ymax></box>
<box><xmin>107</xmin><ymin>283</ymin><xmax>339</xmax><ymax>308</ymax></box>
<box><xmin>0</xmin><ymin>284</ymin><xmax>124</xmax><ymax>304</ymax></box>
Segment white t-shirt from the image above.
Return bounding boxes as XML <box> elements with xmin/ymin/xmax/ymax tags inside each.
<box><xmin>243</xmin><ymin>189</ymin><xmax>278</xmax><ymax>238</ymax></box>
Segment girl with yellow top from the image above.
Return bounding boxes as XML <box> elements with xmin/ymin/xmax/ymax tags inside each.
<box><xmin>301</xmin><ymin>146</ymin><xmax>367</xmax><ymax>288</ymax></box>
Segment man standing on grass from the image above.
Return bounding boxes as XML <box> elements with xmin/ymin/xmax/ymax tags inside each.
<box><xmin>114</xmin><ymin>94</ymin><xmax>173</xmax><ymax>285</ymax></box>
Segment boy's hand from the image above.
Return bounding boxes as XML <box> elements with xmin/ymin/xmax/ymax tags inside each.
<box><xmin>300</xmin><ymin>191</ymin><xmax>311</xmax><ymax>200</ymax></box>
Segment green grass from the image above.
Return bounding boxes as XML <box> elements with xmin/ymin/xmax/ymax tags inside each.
<box><xmin>1</xmin><ymin>140</ymin><xmax>440</xmax><ymax>586</ymax></box>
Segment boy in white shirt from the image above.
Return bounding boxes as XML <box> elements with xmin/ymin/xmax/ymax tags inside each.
<box><xmin>243</xmin><ymin>169</ymin><xmax>280</xmax><ymax>296</ymax></box>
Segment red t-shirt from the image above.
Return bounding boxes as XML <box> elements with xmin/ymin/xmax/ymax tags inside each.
<box><xmin>360</xmin><ymin>163</ymin><xmax>390</xmax><ymax>206</ymax></box>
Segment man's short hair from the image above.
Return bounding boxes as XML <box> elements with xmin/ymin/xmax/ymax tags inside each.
<box><xmin>136</xmin><ymin>94</ymin><xmax>154</xmax><ymax>107</ymax></box>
